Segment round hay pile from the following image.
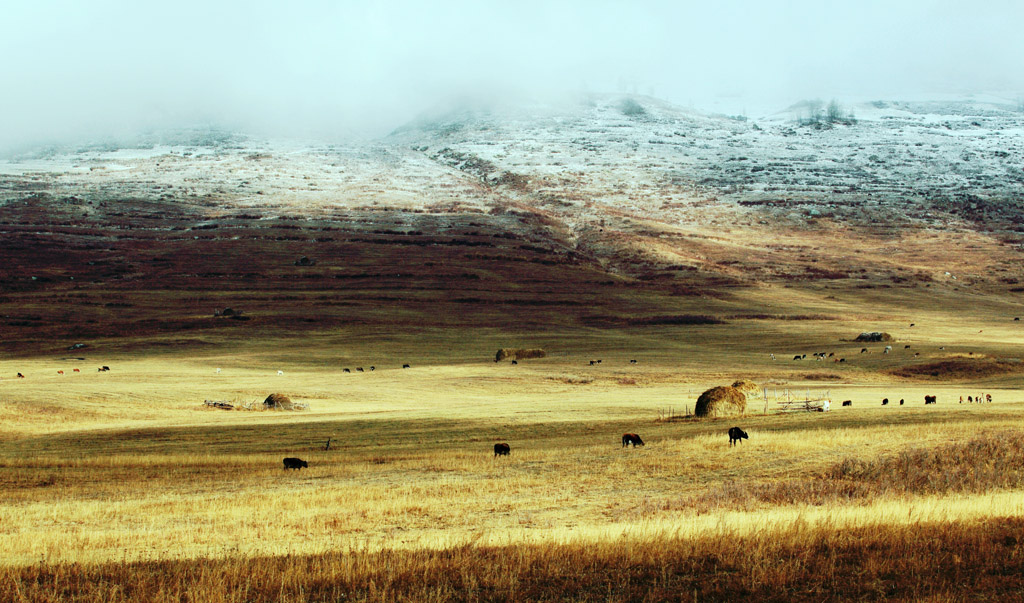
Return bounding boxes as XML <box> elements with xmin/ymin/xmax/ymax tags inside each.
<box><xmin>855</xmin><ymin>331</ymin><xmax>894</xmax><ymax>342</ymax></box>
<box><xmin>694</xmin><ymin>386</ymin><xmax>747</xmax><ymax>418</ymax></box>
<box><xmin>731</xmin><ymin>380</ymin><xmax>761</xmax><ymax>399</ymax></box>
<box><xmin>264</xmin><ymin>393</ymin><xmax>293</xmax><ymax>410</ymax></box>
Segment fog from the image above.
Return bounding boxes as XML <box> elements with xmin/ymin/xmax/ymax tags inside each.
<box><xmin>2</xmin><ymin>0</ymin><xmax>1022</xmax><ymax>149</ymax></box>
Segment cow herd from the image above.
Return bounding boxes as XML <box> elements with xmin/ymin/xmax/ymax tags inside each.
<box><xmin>287</xmin><ymin>427</ymin><xmax>751</xmax><ymax>470</ymax></box>
<box><xmin>10</xmin><ymin>367</ymin><xmax>105</xmax><ymax>378</ymax></box>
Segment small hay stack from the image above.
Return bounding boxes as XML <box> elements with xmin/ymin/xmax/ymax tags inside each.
<box><xmin>855</xmin><ymin>332</ymin><xmax>894</xmax><ymax>342</ymax></box>
<box><xmin>694</xmin><ymin>386</ymin><xmax>747</xmax><ymax>418</ymax></box>
<box><xmin>264</xmin><ymin>393</ymin><xmax>294</xmax><ymax>410</ymax></box>
<box><xmin>732</xmin><ymin>380</ymin><xmax>761</xmax><ymax>399</ymax></box>
<box><xmin>495</xmin><ymin>348</ymin><xmax>546</xmax><ymax>362</ymax></box>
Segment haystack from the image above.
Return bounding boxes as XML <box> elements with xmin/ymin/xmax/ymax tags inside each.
<box><xmin>694</xmin><ymin>386</ymin><xmax>747</xmax><ymax>418</ymax></box>
<box><xmin>263</xmin><ymin>393</ymin><xmax>293</xmax><ymax>410</ymax></box>
<box><xmin>855</xmin><ymin>332</ymin><xmax>894</xmax><ymax>342</ymax></box>
<box><xmin>731</xmin><ymin>380</ymin><xmax>761</xmax><ymax>399</ymax></box>
<box><xmin>494</xmin><ymin>348</ymin><xmax>546</xmax><ymax>362</ymax></box>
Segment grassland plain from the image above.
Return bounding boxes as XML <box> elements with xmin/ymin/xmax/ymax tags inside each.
<box><xmin>2</xmin><ymin>141</ymin><xmax>1024</xmax><ymax>598</ymax></box>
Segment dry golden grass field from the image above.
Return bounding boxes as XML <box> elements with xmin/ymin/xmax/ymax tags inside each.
<box><xmin>1</xmin><ymin>175</ymin><xmax>1024</xmax><ymax>600</ymax></box>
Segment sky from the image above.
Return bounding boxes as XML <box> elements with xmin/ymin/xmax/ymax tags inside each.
<box><xmin>1</xmin><ymin>0</ymin><xmax>1022</xmax><ymax>148</ymax></box>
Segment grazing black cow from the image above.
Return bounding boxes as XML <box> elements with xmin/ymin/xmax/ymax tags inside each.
<box><xmin>842</xmin><ymin>400</ymin><xmax>852</xmax><ymax>407</ymax></box>
<box><xmin>839</xmin><ymin>358</ymin><xmax>846</xmax><ymax>363</ymax></box>
<box><xmin>283</xmin><ymin>457</ymin><xmax>307</xmax><ymax>470</ymax></box>
<box><xmin>924</xmin><ymin>395</ymin><xmax>937</xmax><ymax>405</ymax></box>
<box><xmin>899</xmin><ymin>399</ymin><xmax>904</xmax><ymax>405</ymax></box>
<box><xmin>905</xmin><ymin>345</ymin><xmax>911</xmax><ymax>349</ymax></box>
<box><xmin>494</xmin><ymin>443</ymin><xmax>510</xmax><ymax>457</ymax></box>
<box><xmin>793</xmin><ymin>355</ymin><xmax>802</xmax><ymax>361</ymax></box>
<box><xmin>728</xmin><ymin>427</ymin><xmax>748</xmax><ymax>446</ymax></box>
<box><xmin>910</xmin><ymin>323</ymin><xmax>915</xmax><ymax>327</ymax></box>
<box><xmin>17</xmin><ymin>372</ymin><xmax>25</xmax><ymax>378</ymax></box>
<box><xmin>511</xmin><ymin>360</ymin><xmax>518</xmax><ymax>365</ymax></box>
<box><xmin>343</xmin><ymin>368</ymin><xmax>350</xmax><ymax>373</ymax></box>
<box><xmin>356</xmin><ymin>367</ymin><xmax>364</xmax><ymax>372</ymax></box>
<box><xmin>403</xmin><ymin>364</ymin><xmax>410</xmax><ymax>369</ymax></box>
<box><xmin>1015</xmin><ymin>317</ymin><xmax>1020</xmax><ymax>322</ymax></box>
<box><xmin>590</xmin><ymin>360</ymin><xmax>596</xmax><ymax>365</ymax></box>
<box><xmin>622</xmin><ymin>433</ymin><xmax>644</xmax><ymax>447</ymax></box>
<box><xmin>882</xmin><ymin>398</ymin><xmax>889</xmax><ymax>405</ymax></box>
<box><xmin>861</xmin><ymin>348</ymin><xmax>868</xmax><ymax>354</ymax></box>
<box><xmin>630</xmin><ymin>359</ymin><xmax>637</xmax><ymax>364</ymax></box>
<box><xmin>828</xmin><ymin>352</ymin><xmax>834</xmax><ymax>358</ymax></box>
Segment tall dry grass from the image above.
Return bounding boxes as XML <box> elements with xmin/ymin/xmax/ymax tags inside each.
<box><xmin>2</xmin><ymin>517</ymin><xmax>1022</xmax><ymax>602</ymax></box>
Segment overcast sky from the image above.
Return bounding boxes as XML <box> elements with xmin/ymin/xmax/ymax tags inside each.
<box><xmin>2</xmin><ymin>0</ymin><xmax>1022</xmax><ymax>147</ymax></box>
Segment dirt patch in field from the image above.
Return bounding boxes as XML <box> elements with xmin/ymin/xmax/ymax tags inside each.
<box><xmin>889</xmin><ymin>359</ymin><xmax>1022</xmax><ymax>380</ymax></box>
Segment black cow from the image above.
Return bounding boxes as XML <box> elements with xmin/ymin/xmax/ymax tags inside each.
<box><xmin>403</xmin><ymin>364</ymin><xmax>410</xmax><ymax>369</ymax></box>
<box><xmin>370</xmin><ymin>366</ymin><xmax>375</xmax><ymax>371</ymax></box>
<box><xmin>728</xmin><ymin>427</ymin><xmax>748</xmax><ymax>446</ymax></box>
<box><xmin>511</xmin><ymin>360</ymin><xmax>518</xmax><ymax>365</ymax></box>
<box><xmin>356</xmin><ymin>367</ymin><xmax>363</xmax><ymax>372</ymax></box>
<box><xmin>622</xmin><ymin>433</ymin><xmax>644</xmax><ymax>447</ymax></box>
<box><xmin>842</xmin><ymin>400</ymin><xmax>852</xmax><ymax>407</ymax></box>
<box><xmin>283</xmin><ymin>457</ymin><xmax>307</xmax><ymax>470</ymax></box>
<box><xmin>494</xmin><ymin>443</ymin><xmax>510</xmax><ymax>457</ymax></box>
<box><xmin>793</xmin><ymin>355</ymin><xmax>802</xmax><ymax>361</ymax></box>
<box><xmin>861</xmin><ymin>348</ymin><xmax>868</xmax><ymax>353</ymax></box>
<box><xmin>924</xmin><ymin>395</ymin><xmax>937</xmax><ymax>405</ymax></box>
<box><xmin>899</xmin><ymin>399</ymin><xmax>904</xmax><ymax>405</ymax></box>
<box><xmin>17</xmin><ymin>372</ymin><xmax>24</xmax><ymax>378</ymax></box>
<box><xmin>882</xmin><ymin>398</ymin><xmax>889</xmax><ymax>405</ymax></box>
<box><xmin>630</xmin><ymin>359</ymin><xmax>637</xmax><ymax>364</ymax></box>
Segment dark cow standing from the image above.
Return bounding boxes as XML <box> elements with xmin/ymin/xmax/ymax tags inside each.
<box><xmin>924</xmin><ymin>395</ymin><xmax>937</xmax><ymax>405</ymax></box>
<box><xmin>494</xmin><ymin>443</ymin><xmax>510</xmax><ymax>457</ymax></box>
<box><xmin>622</xmin><ymin>433</ymin><xmax>644</xmax><ymax>447</ymax></box>
<box><xmin>728</xmin><ymin>427</ymin><xmax>748</xmax><ymax>446</ymax></box>
<box><xmin>283</xmin><ymin>457</ymin><xmax>307</xmax><ymax>470</ymax></box>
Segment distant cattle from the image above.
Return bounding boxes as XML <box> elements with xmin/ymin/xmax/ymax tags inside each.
<box><xmin>1015</xmin><ymin>317</ymin><xmax>1020</xmax><ymax>321</ymax></box>
<box><xmin>98</xmin><ymin>366</ymin><xmax>110</xmax><ymax>372</ymax></box>
<box><xmin>986</xmin><ymin>394</ymin><xmax>992</xmax><ymax>403</ymax></box>
<box><xmin>793</xmin><ymin>355</ymin><xmax>802</xmax><ymax>361</ymax></box>
<box><xmin>728</xmin><ymin>427</ymin><xmax>748</xmax><ymax>446</ymax></box>
<box><xmin>494</xmin><ymin>443</ymin><xmax>510</xmax><ymax>457</ymax></box>
<box><xmin>860</xmin><ymin>348</ymin><xmax>868</xmax><ymax>353</ymax></box>
<box><xmin>899</xmin><ymin>399</ymin><xmax>904</xmax><ymax>405</ymax></box>
<box><xmin>17</xmin><ymin>373</ymin><xmax>24</xmax><ymax>378</ymax></box>
<box><xmin>57</xmin><ymin>370</ymin><xmax>64</xmax><ymax>375</ymax></box>
<box><xmin>590</xmin><ymin>360</ymin><xmax>596</xmax><ymax>365</ymax></box>
<box><xmin>215</xmin><ymin>368</ymin><xmax>221</xmax><ymax>374</ymax></box>
<box><xmin>924</xmin><ymin>395</ymin><xmax>937</xmax><ymax>405</ymax></box>
<box><xmin>403</xmin><ymin>364</ymin><xmax>410</xmax><ymax>369</ymax></box>
<box><xmin>630</xmin><ymin>359</ymin><xmax>638</xmax><ymax>364</ymax></box>
<box><xmin>343</xmin><ymin>368</ymin><xmax>350</xmax><ymax>373</ymax></box>
<box><xmin>282</xmin><ymin>457</ymin><xmax>307</xmax><ymax>470</ymax></box>
<box><xmin>905</xmin><ymin>345</ymin><xmax>911</xmax><ymax>349</ymax></box>
<box><xmin>839</xmin><ymin>358</ymin><xmax>846</xmax><ymax>363</ymax></box>
<box><xmin>356</xmin><ymin>368</ymin><xmax>363</xmax><ymax>372</ymax></box>
<box><xmin>73</xmin><ymin>368</ymin><xmax>80</xmax><ymax>373</ymax></box>
<box><xmin>882</xmin><ymin>398</ymin><xmax>889</xmax><ymax>405</ymax></box>
<box><xmin>277</xmin><ymin>370</ymin><xmax>284</xmax><ymax>375</ymax></box>
<box><xmin>842</xmin><ymin>400</ymin><xmax>852</xmax><ymax>407</ymax></box>
<box><xmin>910</xmin><ymin>323</ymin><xmax>915</xmax><ymax>327</ymax></box>
<box><xmin>511</xmin><ymin>360</ymin><xmax>518</xmax><ymax>365</ymax></box>
<box><xmin>622</xmin><ymin>433</ymin><xmax>645</xmax><ymax>447</ymax></box>
<box><xmin>370</xmin><ymin>366</ymin><xmax>375</xmax><ymax>371</ymax></box>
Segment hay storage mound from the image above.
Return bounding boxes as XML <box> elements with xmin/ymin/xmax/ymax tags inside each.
<box><xmin>731</xmin><ymin>380</ymin><xmax>761</xmax><ymax>398</ymax></box>
<box><xmin>495</xmin><ymin>348</ymin><xmax>546</xmax><ymax>362</ymax></box>
<box><xmin>855</xmin><ymin>332</ymin><xmax>894</xmax><ymax>342</ymax></box>
<box><xmin>694</xmin><ymin>386</ymin><xmax>747</xmax><ymax>418</ymax></box>
<box><xmin>264</xmin><ymin>393</ymin><xmax>293</xmax><ymax>410</ymax></box>
<box><xmin>889</xmin><ymin>359</ymin><xmax>1021</xmax><ymax>381</ymax></box>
